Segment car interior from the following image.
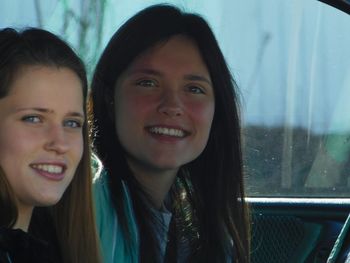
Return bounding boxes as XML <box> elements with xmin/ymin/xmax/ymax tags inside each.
<box><xmin>2</xmin><ymin>0</ymin><xmax>350</xmax><ymax>262</ymax></box>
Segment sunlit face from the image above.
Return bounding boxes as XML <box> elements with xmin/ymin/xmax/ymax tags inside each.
<box><xmin>114</xmin><ymin>35</ymin><xmax>215</xmax><ymax>176</ymax></box>
<box><xmin>0</xmin><ymin>66</ymin><xmax>84</xmax><ymax>212</ymax></box>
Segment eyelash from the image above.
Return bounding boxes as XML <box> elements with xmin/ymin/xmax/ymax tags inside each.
<box><xmin>64</xmin><ymin>120</ymin><xmax>83</xmax><ymax>128</ymax></box>
<box><xmin>21</xmin><ymin>115</ymin><xmax>41</xmax><ymax>123</ymax></box>
<box><xmin>188</xmin><ymin>85</ymin><xmax>205</xmax><ymax>94</ymax></box>
<box><xmin>134</xmin><ymin>79</ymin><xmax>208</xmax><ymax>95</ymax></box>
<box><xmin>136</xmin><ymin>79</ymin><xmax>157</xmax><ymax>87</ymax></box>
<box><xmin>21</xmin><ymin>115</ymin><xmax>83</xmax><ymax>129</ymax></box>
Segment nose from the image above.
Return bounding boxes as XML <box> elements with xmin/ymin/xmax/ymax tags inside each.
<box><xmin>157</xmin><ymin>90</ymin><xmax>184</xmax><ymax>117</ymax></box>
<box><xmin>44</xmin><ymin>124</ymin><xmax>69</xmax><ymax>154</ymax></box>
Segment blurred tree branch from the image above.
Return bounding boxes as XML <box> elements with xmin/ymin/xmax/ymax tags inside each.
<box><xmin>34</xmin><ymin>0</ymin><xmax>43</xmax><ymax>27</ymax></box>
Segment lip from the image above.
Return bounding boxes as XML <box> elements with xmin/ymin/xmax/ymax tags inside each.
<box><xmin>145</xmin><ymin>124</ymin><xmax>191</xmax><ymax>141</ymax></box>
<box><xmin>30</xmin><ymin>161</ymin><xmax>67</xmax><ymax>181</ymax></box>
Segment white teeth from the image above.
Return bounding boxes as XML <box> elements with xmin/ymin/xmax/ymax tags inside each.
<box><xmin>149</xmin><ymin>127</ymin><xmax>185</xmax><ymax>137</ymax></box>
<box><xmin>32</xmin><ymin>164</ymin><xmax>63</xmax><ymax>174</ymax></box>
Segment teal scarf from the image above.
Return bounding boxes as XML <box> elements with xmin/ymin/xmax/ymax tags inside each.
<box><xmin>92</xmin><ymin>158</ymin><xmax>139</xmax><ymax>263</ymax></box>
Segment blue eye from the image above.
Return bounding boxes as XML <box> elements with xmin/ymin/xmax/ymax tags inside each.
<box><xmin>64</xmin><ymin>120</ymin><xmax>83</xmax><ymax>128</ymax></box>
<box><xmin>22</xmin><ymin>115</ymin><xmax>41</xmax><ymax>123</ymax></box>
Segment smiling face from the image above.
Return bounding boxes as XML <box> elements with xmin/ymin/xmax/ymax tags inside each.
<box><xmin>114</xmin><ymin>35</ymin><xmax>215</xmax><ymax>177</ymax></box>
<box><xmin>0</xmin><ymin>65</ymin><xmax>84</xmax><ymax>213</ymax></box>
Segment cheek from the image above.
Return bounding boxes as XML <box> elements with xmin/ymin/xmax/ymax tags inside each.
<box><xmin>115</xmin><ymin>94</ymin><xmax>155</xmax><ymax>125</ymax></box>
<box><xmin>0</xmin><ymin>128</ymin><xmax>34</xmax><ymax>162</ymax></box>
<box><xmin>0</xmin><ymin>133</ymin><xmax>36</xmax><ymax>185</ymax></box>
<box><xmin>187</xmin><ymin>100</ymin><xmax>215</xmax><ymax>131</ymax></box>
<box><xmin>70</xmin><ymin>135</ymin><xmax>84</xmax><ymax>165</ymax></box>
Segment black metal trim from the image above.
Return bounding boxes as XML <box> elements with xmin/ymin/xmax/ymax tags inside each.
<box><xmin>319</xmin><ymin>0</ymin><xmax>350</xmax><ymax>15</ymax></box>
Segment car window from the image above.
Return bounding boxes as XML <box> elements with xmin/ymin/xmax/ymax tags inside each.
<box><xmin>236</xmin><ymin>1</ymin><xmax>350</xmax><ymax>197</ymax></box>
<box><xmin>2</xmin><ymin>0</ymin><xmax>349</xmax><ymax>197</ymax></box>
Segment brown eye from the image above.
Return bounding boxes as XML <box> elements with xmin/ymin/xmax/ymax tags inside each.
<box><xmin>137</xmin><ymin>79</ymin><xmax>157</xmax><ymax>87</ymax></box>
<box><xmin>188</xmin><ymin>85</ymin><xmax>205</xmax><ymax>94</ymax></box>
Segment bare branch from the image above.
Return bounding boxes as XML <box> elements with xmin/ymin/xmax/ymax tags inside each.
<box><xmin>34</xmin><ymin>0</ymin><xmax>43</xmax><ymax>27</ymax></box>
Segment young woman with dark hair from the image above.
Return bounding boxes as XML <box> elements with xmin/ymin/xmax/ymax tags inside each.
<box><xmin>91</xmin><ymin>4</ymin><xmax>250</xmax><ymax>263</ymax></box>
<box><xmin>0</xmin><ymin>27</ymin><xmax>101</xmax><ymax>263</ymax></box>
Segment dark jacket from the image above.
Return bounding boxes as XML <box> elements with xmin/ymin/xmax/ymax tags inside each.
<box><xmin>0</xmin><ymin>227</ymin><xmax>59</xmax><ymax>263</ymax></box>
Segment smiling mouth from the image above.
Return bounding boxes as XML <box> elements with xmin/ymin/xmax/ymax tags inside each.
<box><xmin>147</xmin><ymin>126</ymin><xmax>187</xmax><ymax>138</ymax></box>
<box><xmin>30</xmin><ymin>164</ymin><xmax>66</xmax><ymax>174</ymax></box>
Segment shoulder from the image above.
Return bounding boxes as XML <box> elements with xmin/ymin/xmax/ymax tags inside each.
<box><xmin>0</xmin><ymin>228</ymin><xmax>58</xmax><ymax>263</ymax></box>
<box><xmin>91</xmin><ymin>153</ymin><xmax>104</xmax><ymax>183</ymax></box>
<box><xmin>0</xmin><ymin>250</ymin><xmax>10</xmax><ymax>263</ymax></box>
<box><xmin>92</xmin><ymin>154</ymin><xmax>111</xmax><ymax>204</ymax></box>
<box><xmin>91</xmin><ymin>154</ymin><xmax>132</xmax><ymax>206</ymax></box>
<box><xmin>0</xmin><ymin>231</ymin><xmax>10</xmax><ymax>263</ymax></box>
<box><xmin>91</xmin><ymin>155</ymin><xmax>115</xmax><ymax>224</ymax></box>
<box><xmin>90</xmin><ymin>154</ymin><xmax>134</xmax><ymax>232</ymax></box>
<box><xmin>90</xmin><ymin>158</ymin><xmax>140</xmax><ymax>262</ymax></box>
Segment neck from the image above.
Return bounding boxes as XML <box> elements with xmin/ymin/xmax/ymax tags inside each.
<box><xmin>14</xmin><ymin>204</ymin><xmax>33</xmax><ymax>232</ymax></box>
<box><xmin>127</xmin><ymin>160</ymin><xmax>178</xmax><ymax>210</ymax></box>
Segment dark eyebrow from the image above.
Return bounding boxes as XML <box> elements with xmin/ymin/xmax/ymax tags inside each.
<box><xmin>184</xmin><ymin>74</ymin><xmax>212</xmax><ymax>86</ymax></box>
<box><xmin>127</xmin><ymin>68</ymin><xmax>162</xmax><ymax>77</ymax></box>
<box><xmin>127</xmin><ymin>69</ymin><xmax>212</xmax><ymax>85</ymax></box>
<box><xmin>16</xmin><ymin>108</ymin><xmax>85</xmax><ymax>118</ymax></box>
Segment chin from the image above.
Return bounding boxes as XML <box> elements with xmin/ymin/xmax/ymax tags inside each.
<box><xmin>36</xmin><ymin>193</ymin><xmax>63</xmax><ymax>207</ymax></box>
<box><xmin>154</xmin><ymin>159</ymin><xmax>193</xmax><ymax>170</ymax></box>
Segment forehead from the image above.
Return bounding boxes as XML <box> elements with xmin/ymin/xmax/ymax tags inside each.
<box><xmin>2</xmin><ymin>65</ymin><xmax>84</xmax><ymax>111</ymax></box>
<box><xmin>9</xmin><ymin>65</ymin><xmax>80</xmax><ymax>91</ymax></box>
<box><xmin>128</xmin><ymin>35</ymin><xmax>209</xmax><ymax>72</ymax></box>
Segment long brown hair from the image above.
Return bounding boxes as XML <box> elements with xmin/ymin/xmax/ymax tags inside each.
<box><xmin>0</xmin><ymin>27</ymin><xmax>101</xmax><ymax>263</ymax></box>
<box><xmin>91</xmin><ymin>5</ymin><xmax>250</xmax><ymax>262</ymax></box>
